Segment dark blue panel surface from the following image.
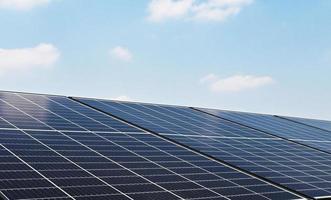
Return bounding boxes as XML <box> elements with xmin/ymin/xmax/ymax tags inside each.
<box><xmin>197</xmin><ymin>108</ymin><xmax>331</xmax><ymax>153</ymax></box>
<box><xmin>0</xmin><ymin>91</ymin><xmax>302</xmax><ymax>200</ymax></box>
<box><xmin>21</xmin><ymin>94</ymin><xmax>140</xmax><ymax>132</ymax></box>
<box><xmin>0</xmin><ymin>92</ymin><xmax>81</xmax><ymax>131</ymax></box>
<box><xmin>76</xmin><ymin>98</ymin><xmax>331</xmax><ymax>199</ymax></box>
<box><xmin>0</xmin><ymin>143</ymin><xmax>69</xmax><ymax>200</ymax></box>
<box><xmin>0</xmin><ymin>129</ymin><xmax>132</xmax><ymax>199</ymax></box>
<box><xmin>280</xmin><ymin>115</ymin><xmax>331</xmax><ymax>132</ymax></box>
<box><xmin>198</xmin><ymin>108</ymin><xmax>331</xmax><ymax>141</ymax></box>
<box><xmin>167</xmin><ymin>135</ymin><xmax>331</xmax><ymax>198</ymax></box>
<box><xmin>78</xmin><ymin>99</ymin><xmax>274</xmax><ymax>139</ymax></box>
<box><xmin>57</xmin><ymin>129</ymin><xmax>295</xmax><ymax>200</ymax></box>
<box><xmin>0</xmin><ymin>126</ymin><xmax>293</xmax><ymax>200</ymax></box>
<box><xmin>0</xmin><ymin>93</ymin><xmax>299</xmax><ymax>200</ymax></box>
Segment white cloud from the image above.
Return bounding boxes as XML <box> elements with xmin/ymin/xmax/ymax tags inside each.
<box><xmin>0</xmin><ymin>0</ymin><xmax>51</xmax><ymax>10</ymax></box>
<box><xmin>113</xmin><ymin>95</ymin><xmax>133</xmax><ymax>101</ymax></box>
<box><xmin>199</xmin><ymin>73</ymin><xmax>218</xmax><ymax>84</ymax></box>
<box><xmin>200</xmin><ymin>74</ymin><xmax>274</xmax><ymax>92</ymax></box>
<box><xmin>148</xmin><ymin>0</ymin><xmax>193</xmax><ymax>22</ymax></box>
<box><xmin>147</xmin><ymin>0</ymin><xmax>253</xmax><ymax>22</ymax></box>
<box><xmin>109</xmin><ymin>46</ymin><xmax>133</xmax><ymax>62</ymax></box>
<box><xmin>0</xmin><ymin>43</ymin><xmax>60</xmax><ymax>74</ymax></box>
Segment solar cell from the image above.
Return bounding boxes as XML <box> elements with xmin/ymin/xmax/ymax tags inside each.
<box><xmin>77</xmin><ymin>99</ymin><xmax>274</xmax><ymax>139</ymax></box>
<box><xmin>195</xmin><ymin>108</ymin><xmax>331</xmax><ymax>153</ymax></box>
<box><xmin>166</xmin><ymin>135</ymin><xmax>331</xmax><ymax>198</ymax></box>
<box><xmin>0</xmin><ymin>92</ymin><xmax>77</xmax><ymax>131</ymax></box>
<box><xmin>75</xmin><ymin>98</ymin><xmax>331</xmax><ymax>199</ymax></box>
<box><xmin>0</xmin><ymin>129</ymin><xmax>133</xmax><ymax>200</ymax></box>
<box><xmin>0</xmin><ymin>91</ymin><xmax>302</xmax><ymax>199</ymax></box>
<box><xmin>279</xmin><ymin>116</ymin><xmax>331</xmax><ymax>132</ymax></box>
<box><xmin>0</xmin><ymin>140</ymin><xmax>71</xmax><ymax>199</ymax></box>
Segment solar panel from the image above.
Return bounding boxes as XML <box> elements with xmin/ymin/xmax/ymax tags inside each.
<box><xmin>76</xmin><ymin>99</ymin><xmax>275</xmax><ymax>139</ymax></box>
<box><xmin>279</xmin><ymin>116</ymin><xmax>331</xmax><ymax>132</ymax></box>
<box><xmin>0</xmin><ymin>91</ymin><xmax>302</xmax><ymax>200</ymax></box>
<box><xmin>195</xmin><ymin>108</ymin><xmax>331</xmax><ymax>154</ymax></box>
<box><xmin>74</xmin><ymin>98</ymin><xmax>331</xmax><ymax>199</ymax></box>
<box><xmin>0</xmin><ymin>141</ymin><xmax>71</xmax><ymax>199</ymax></box>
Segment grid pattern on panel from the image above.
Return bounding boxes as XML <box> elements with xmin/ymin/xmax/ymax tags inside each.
<box><xmin>0</xmin><ymin>92</ymin><xmax>82</xmax><ymax>131</ymax></box>
<box><xmin>75</xmin><ymin>98</ymin><xmax>331</xmax><ymax>199</ymax></box>
<box><xmin>77</xmin><ymin>99</ymin><xmax>274</xmax><ymax>139</ymax></box>
<box><xmin>19</xmin><ymin>94</ymin><xmax>115</xmax><ymax>132</ymax></box>
<box><xmin>0</xmin><ymin>91</ymin><xmax>303</xmax><ymax>200</ymax></box>
<box><xmin>17</xmin><ymin>93</ymin><xmax>140</xmax><ymax>133</ymax></box>
<box><xmin>167</xmin><ymin>135</ymin><xmax>331</xmax><ymax>198</ymax></box>
<box><xmin>58</xmin><ymin>130</ymin><xmax>290</xmax><ymax>200</ymax></box>
<box><xmin>0</xmin><ymin>92</ymin><xmax>181</xmax><ymax>199</ymax></box>
<box><xmin>0</xmin><ymin>94</ymin><xmax>51</xmax><ymax>130</ymax></box>
<box><xmin>0</xmin><ymin>93</ymin><xmax>182</xmax><ymax>199</ymax></box>
<box><xmin>24</xmin><ymin>130</ymin><xmax>183</xmax><ymax>200</ymax></box>
<box><xmin>198</xmin><ymin>109</ymin><xmax>331</xmax><ymax>142</ymax></box>
<box><xmin>0</xmin><ymin>140</ymin><xmax>70</xmax><ymax>200</ymax></box>
<box><xmin>0</xmin><ymin>129</ymin><xmax>130</xmax><ymax>200</ymax></box>
<box><xmin>20</xmin><ymin>93</ymin><xmax>286</xmax><ymax>200</ymax></box>
<box><xmin>116</xmin><ymin>133</ymin><xmax>302</xmax><ymax>200</ymax></box>
<box><xmin>280</xmin><ymin>116</ymin><xmax>331</xmax><ymax>133</ymax></box>
<box><xmin>196</xmin><ymin>109</ymin><xmax>331</xmax><ymax>153</ymax></box>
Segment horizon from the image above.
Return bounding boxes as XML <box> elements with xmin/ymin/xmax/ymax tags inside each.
<box><xmin>1</xmin><ymin>89</ymin><xmax>330</xmax><ymax>122</ymax></box>
<box><xmin>1</xmin><ymin>0</ymin><xmax>330</xmax><ymax>120</ymax></box>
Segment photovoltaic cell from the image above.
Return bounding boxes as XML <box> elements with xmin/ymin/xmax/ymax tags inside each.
<box><xmin>21</xmin><ymin>94</ymin><xmax>140</xmax><ymax>133</ymax></box>
<box><xmin>0</xmin><ymin>91</ymin><xmax>302</xmax><ymax>200</ymax></box>
<box><xmin>0</xmin><ymin>93</ymin><xmax>78</xmax><ymax>131</ymax></box>
<box><xmin>196</xmin><ymin>108</ymin><xmax>331</xmax><ymax>153</ymax></box>
<box><xmin>0</xmin><ymin>129</ymin><xmax>132</xmax><ymax>200</ymax></box>
<box><xmin>0</xmin><ymin>142</ymin><xmax>69</xmax><ymax>199</ymax></box>
<box><xmin>75</xmin><ymin>98</ymin><xmax>331</xmax><ymax>199</ymax></box>
<box><xmin>279</xmin><ymin>116</ymin><xmax>331</xmax><ymax>132</ymax></box>
<box><xmin>77</xmin><ymin>99</ymin><xmax>274</xmax><ymax>139</ymax></box>
<box><xmin>166</xmin><ymin>135</ymin><xmax>331</xmax><ymax>198</ymax></box>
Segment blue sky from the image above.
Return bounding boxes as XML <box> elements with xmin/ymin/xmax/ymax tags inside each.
<box><xmin>0</xmin><ymin>0</ymin><xmax>330</xmax><ymax>120</ymax></box>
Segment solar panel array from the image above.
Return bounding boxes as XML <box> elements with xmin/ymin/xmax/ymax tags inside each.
<box><xmin>0</xmin><ymin>91</ymin><xmax>305</xmax><ymax>200</ymax></box>
<box><xmin>74</xmin><ymin>97</ymin><xmax>331</xmax><ymax>199</ymax></box>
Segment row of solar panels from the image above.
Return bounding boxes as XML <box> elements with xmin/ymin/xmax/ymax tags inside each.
<box><xmin>0</xmin><ymin>91</ymin><xmax>330</xmax><ymax>200</ymax></box>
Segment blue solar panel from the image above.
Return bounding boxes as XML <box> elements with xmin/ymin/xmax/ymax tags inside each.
<box><xmin>0</xmin><ymin>142</ymin><xmax>70</xmax><ymax>199</ymax></box>
<box><xmin>0</xmin><ymin>129</ymin><xmax>134</xmax><ymax>200</ymax></box>
<box><xmin>77</xmin><ymin>99</ymin><xmax>274</xmax><ymax>139</ymax></box>
<box><xmin>0</xmin><ymin>91</ymin><xmax>303</xmax><ymax>200</ymax></box>
<box><xmin>75</xmin><ymin>98</ymin><xmax>331</xmax><ymax>199</ymax></box>
<box><xmin>196</xmin><ymin>108</ymin><xmax>331</xmax><ymax>154</ymax></box>
<box><xmin>167</xmin><ymin>135</ymin><xmax>331</xmax><ymax>198</ymax></box>
<box><xmin>280</xmin><ymin>116</ymin><xmax>331</xmax><ymax>132</ymax></box>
